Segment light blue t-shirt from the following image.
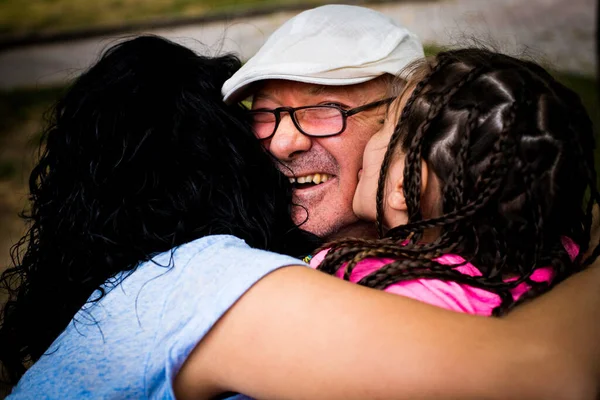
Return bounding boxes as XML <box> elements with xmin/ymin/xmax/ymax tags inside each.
<box><xmin>8</xmin><ymin>235</ymin><xmax>303</xmax><ymax>399</ymax></box>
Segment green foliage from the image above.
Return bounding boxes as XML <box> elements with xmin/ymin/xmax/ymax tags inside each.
<box><xmin>0</xmin><ymin>85</ymin><xmax>65</xmax><ymax>134</ymax></box>
<box><xmin>554</xmin><ymin>71</ymin><xmax>599</xmax><ymax>128</ymax></box>
<box><xmin>0</xmin><ymin>160</ymin><xmax>16</xmax><ymax>180</ymax></box>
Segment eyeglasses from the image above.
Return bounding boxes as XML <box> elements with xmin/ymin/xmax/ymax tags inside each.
<box><xmin>248</xmin><ymin>98</ymin><xmax>394</xmax><ymax>140</ymax></box>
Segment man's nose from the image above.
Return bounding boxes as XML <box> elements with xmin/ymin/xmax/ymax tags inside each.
<box><xmin>266</xmin><ymin>114</ymin><xmax>312</xmax><ymax>161</ymax></box>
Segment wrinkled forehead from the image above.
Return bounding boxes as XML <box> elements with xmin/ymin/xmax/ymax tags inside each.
<box><xmin>251</xmin><ymin>79</ymin><xmax>389</xmax><ymax>104</ymax></box>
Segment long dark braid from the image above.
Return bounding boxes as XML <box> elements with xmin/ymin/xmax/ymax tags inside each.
<box><xmin>375</xmin><ymin>62</ymin><xmax>438</xmax><ymax>237</ymax></box>
<box><xmin>318</xmin><ymin>48</ymin><xmax>599</xmax><ymax>316</ymax></box>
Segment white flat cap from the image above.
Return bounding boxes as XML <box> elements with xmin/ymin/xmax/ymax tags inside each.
<box><xmin>222</xmin><ymin>4</ymin><xmax>424</xmax><ymax>103</ymax></box>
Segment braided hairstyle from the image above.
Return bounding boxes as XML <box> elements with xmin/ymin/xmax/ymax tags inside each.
<box><xmin>0</xmin><ymin>36</ymin><xmax>319</xmax><ymax>384</ymax></box>
<box><xmin>318</xmin><ymin>48</ymin><xmax>599</xmax><ymax>315</ymax></box>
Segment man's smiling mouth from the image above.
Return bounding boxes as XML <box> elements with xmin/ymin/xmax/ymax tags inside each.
<box><xmin>289</xmin><ymin>173</ymin><xmax>333</xmax><ymax>189</ymax></box>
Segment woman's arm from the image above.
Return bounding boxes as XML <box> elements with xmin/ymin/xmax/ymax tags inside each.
<box><xmin>506</xmin><ymin>263</ymin><xmax>600</xmax><ymax>397</ymax></box>
<box><xmin>174</xmin><ymin>263</ymin><xmax>600</xmax><ymax>400</ymax></box>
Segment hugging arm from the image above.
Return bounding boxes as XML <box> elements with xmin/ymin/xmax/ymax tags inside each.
<box><xmin>174</xmin><ymin>263</ymin><xmax>600</xmax><ymax>400</ymax></box>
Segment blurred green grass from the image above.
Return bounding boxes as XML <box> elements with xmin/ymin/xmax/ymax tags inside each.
<box><xmin>0</xmin><ymin>86</ymin><xmax>65</xmax><ymax>134</ymax></box>
<box><xmin>0</xmin><ymin>86</ymin><xmax>65</xmax><ymax>180</ymax></box>
<box><xmin>0</xmin><ymin>161</ymin><xmax>16</xmax><ymax>180</ymax></box>
<box><xmin>0</xmin><ymin>0</ymin><xmax>326</xmax><ymax>37</ymax></box>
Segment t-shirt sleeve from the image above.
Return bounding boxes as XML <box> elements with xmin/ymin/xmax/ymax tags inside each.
<box><xmin>144</xmin><ymin>235</ymin><xmax>306</xmax><ymax>398</ymax></box>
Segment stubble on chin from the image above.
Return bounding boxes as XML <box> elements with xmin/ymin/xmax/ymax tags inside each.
<box><xmin>291</xmin><ymin>198</ymin><xmax>360</xmax><ymax>239</ymax></box>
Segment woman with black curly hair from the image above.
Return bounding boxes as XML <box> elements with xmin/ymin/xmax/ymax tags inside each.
<box><xmin>313</xmin><ymin>48</ymin><xmax>599</xmax><ymax>318</ymax></box>
<box><xmin>2</xmin><ymin>37</ymin><xmax>600</xmax><ymax>399</ymax></box>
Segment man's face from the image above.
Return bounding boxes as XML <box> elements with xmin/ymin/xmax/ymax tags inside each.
<box><xmin>251</xmin><ymin>79</ymin><xmax>388</xmax><ymax>239</ymax></box>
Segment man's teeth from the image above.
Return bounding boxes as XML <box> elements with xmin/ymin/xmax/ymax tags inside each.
<box><xmin>289</xmin><ymin>173</ymin><xmax>331</xmax><ymax>185</ymax></box>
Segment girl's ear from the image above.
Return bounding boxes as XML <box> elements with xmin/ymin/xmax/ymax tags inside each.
<box><xmin>387</xmin><ymin>159</ymin><xmax>429</xmax><ymax>212</ymax></box>
<box><xmin>387</xmin><ymin>178</ymin><xmax>406</xmax><ymax>212</ymax></box>
<box><xmin>420</xmin><ymin>159</ymin><xmax>429</xmax><ymax>195</ymax></box>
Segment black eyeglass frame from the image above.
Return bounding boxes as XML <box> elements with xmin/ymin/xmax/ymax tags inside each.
<box><xmin>248</xmin><ymin>97</ymin><xmax>395</xmax><ymax>140</ymax></box>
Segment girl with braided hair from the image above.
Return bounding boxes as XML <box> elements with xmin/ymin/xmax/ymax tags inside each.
<box><xmin>312</xmin><ymin>48</ymin><xmax>600</xmax><ymax>316</ymax></box>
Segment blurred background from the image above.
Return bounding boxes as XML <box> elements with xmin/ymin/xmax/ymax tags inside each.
<box><xmin>0</xmin><ymin>0</ymin><xmax>597</xmax><ymax>275</ymax></box>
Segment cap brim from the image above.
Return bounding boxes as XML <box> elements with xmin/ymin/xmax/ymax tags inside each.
<box><xmin>222</xmin><ymin>73</ymin><xmax>376</xmax><ymax>104</ymax></box>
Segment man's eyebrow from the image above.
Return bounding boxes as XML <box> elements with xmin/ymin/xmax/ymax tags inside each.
<box><xmin>253</xmin><ymin>85</ymin><xmax>349</xmax><ymax>101</ymax></box>
<box><xmin>253</xmin><ymin>92</ymin><xmax>275</xmax><ymax>102</ymax></box>
<box><xmin>307</xmin><ymin>85</ymin><xmax>353</xmax><ymax>100</ymax></box>
<box><xmin>306</xmin><ymin>85</ymin><xmax>329</xmax><ymax>96</ymax></box>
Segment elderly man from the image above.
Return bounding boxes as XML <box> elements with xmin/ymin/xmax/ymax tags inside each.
<box><xmin>216</xmin><ymin>4</ymin><xmax>600</xmax><ymax>398</ymax></box>
<box><xmin>223</xmin><ymin>5</ymin><xmax>421</xmax><ymax>239</ymax></box>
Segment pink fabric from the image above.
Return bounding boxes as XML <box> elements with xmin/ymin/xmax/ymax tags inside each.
<box><xmin>310</xmin><ymin>237</ymin><xmax>579</xmax><ymax>316</ymax></box>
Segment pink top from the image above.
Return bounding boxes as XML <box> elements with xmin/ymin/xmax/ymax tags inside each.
<box><xmin>310</xmin><ymin>237</ymin><xmax>579</xmax><ymax>316</ymax></box>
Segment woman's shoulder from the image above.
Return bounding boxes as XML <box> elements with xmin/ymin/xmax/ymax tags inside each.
<box><xmin>167</xmin><ymin>234</ymin><xmax>303</xmax><ymax>273</ymax></box>
<box><xmin>10</xmin><ymin>234</ymin><xmax>305</xmax><ymax>399</ymax></box>
<box><xmin>157</xmin><ymin>234</ymin><xmax>249</xmax><ymax>262</ymax></box>
<box><xmin>122</xmin><ymin>234</ymin><xmax>302</xmax><ymax>294</ymax></box>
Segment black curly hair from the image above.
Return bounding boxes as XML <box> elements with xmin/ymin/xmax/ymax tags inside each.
<box><xmin>318</xmin><ymin>48</ymin><xmax>599</xmax><ymax>315</ymax></box>
<box><xmin>0</xmin><ymin>35</ymin><xmax>319</xmax><ymax>384</ymax></box>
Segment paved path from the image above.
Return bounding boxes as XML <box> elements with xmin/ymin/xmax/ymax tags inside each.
<box><xmin>0</xmin><ymin>0</ymin><xmax>595</xmax><ymax>89</ymax></box>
